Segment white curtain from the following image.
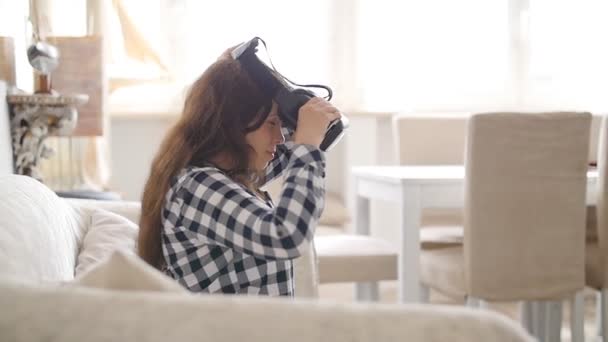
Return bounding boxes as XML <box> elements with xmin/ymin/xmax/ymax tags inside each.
<box><xmin>107</xmin><ymin>0</ymin><xmax>608</xmax><ymax>114</ymax></box>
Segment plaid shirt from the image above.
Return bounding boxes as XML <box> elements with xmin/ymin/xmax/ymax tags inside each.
<box><xmin>162</xmin><ymin>138</ymin><xmax>325</xmax><ymax>296</ymax></box>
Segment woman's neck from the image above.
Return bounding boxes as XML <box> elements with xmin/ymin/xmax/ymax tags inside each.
<box><xmin>209</xmin><ymin>152</ymin><xmax>235</xmax><ymax>171</ymax></box>
<box><xmin>208</xmin><ymin>152</ymin><xmax>260</xmax><ymax>192</ymax></box>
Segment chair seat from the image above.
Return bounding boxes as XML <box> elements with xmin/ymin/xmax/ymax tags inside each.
<box><xmin>314</xmin><ymin>235</ymin><xmax>397</xmax><ymax>283</ymax></box>
<box><xmin>420</xmin><ymin>225</ymin><xmax>464</xmax><ymax>250</ymax></box>
<box><xmin>419</xmin><ymin>211</ymin><xmax>596</xmax><ymax>247</ymax></box>
<box><xmin>420</xmin><ymin>246</ymin><xmax>467</xmax><ymax>299</ymax></box>
<box><xmin>586</xmin><ymin>241</ymin><xmax>604</xmax><ymax>289</ymax></box>
<box><xmin>422</xmin><ymin>242</ymin><xmax>586</xmax><ymax>302</ymax></box>
<box><xmin>421</xmin><ymin>208</ymin><xmax>463</xmax><ymax>227</ymax></box>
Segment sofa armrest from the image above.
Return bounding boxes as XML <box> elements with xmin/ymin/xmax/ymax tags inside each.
<box><xmin>0</xmin><ymin>282</ymin><xmax>533</xmax><ymax>342</ymax></box>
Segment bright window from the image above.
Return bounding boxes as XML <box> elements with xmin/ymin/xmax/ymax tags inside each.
<box><xmin>108</xmin><ymin>0</ymin><xmax>331</xmax><ymax>112</ymax></box>
<box><xmin>527</xmin><ymin>0</ymin><xmax>608</xmax><ymax>112</ymax></box>
<box><xmin>356</xmin><ymin>0</ymin><xmax>511</xmax><ymax>112</ymax></box>
<box><xmin>161</xmin><ymin>0</ymin><xmax>331</xmax><ymax>86</ymax></box>
<box><xmin>5</xmin><ymin>0</ymin><xmax>608</xmax><ymax>114</ymax></box>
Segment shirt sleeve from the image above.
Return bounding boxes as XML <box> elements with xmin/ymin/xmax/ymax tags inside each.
<box><xmin>174</xmin><ymin>144</ymin><xmax>325</xmax><ymax>260</ymax></box>
<box><xmin>261</xmin><ymin>126</ymin><xmax>295</xmax><ymax>185</ymax></box>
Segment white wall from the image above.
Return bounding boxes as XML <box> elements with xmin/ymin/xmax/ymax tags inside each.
<box><xmin>108</xmin><ymin>113</ymin><xmax>347</xmax><ymax>201</ymax></box>
<box><xmin>108</xmin><ymin>114</ymin><xmax>175</xmax><ymax>201</ymax></box>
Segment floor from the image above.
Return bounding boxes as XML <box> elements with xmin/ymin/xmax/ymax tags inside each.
<box><xmin>318</xmin><ymin>281</ymin><xmax>602</xmax><ymax>342</ymax></box>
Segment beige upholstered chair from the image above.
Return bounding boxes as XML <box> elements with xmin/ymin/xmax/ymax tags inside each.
<box><xmin>420</xmin><ymin>112</ymin><xmax>592</xmax><ymax>342</ymax></box>
<box><xmin>392</xmin><ymin>115</ymin><xmax>465</xmax><ymax>249</ymax></box>
<box><xmin>312</xmin><ymin>115</ymin><xmax>471</xmax><ymax>301</ymax></box>
<box><xmin>586</xmin><ymin>115</ymin><xmax>608</xmax><ymax>342</ymax></box>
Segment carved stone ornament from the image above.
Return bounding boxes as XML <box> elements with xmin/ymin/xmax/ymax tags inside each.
<box><xmin>7</xmin><ymin>90</ymin><xmax>88</xmax><ymax>181</ymax></box>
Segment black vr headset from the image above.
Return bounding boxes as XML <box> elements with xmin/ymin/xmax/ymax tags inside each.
<box><xmin>231</xmin><ymin>37</ymin><xmax>348</xmax><ymax>151</ymax></box>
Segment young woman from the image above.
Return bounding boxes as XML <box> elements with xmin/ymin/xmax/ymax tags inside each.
<box><xmin>138</xmin><ymin>48</ymin><xmax>342</xmax><ymax>296</ymax></box>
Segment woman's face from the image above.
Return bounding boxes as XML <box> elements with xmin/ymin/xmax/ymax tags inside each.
<box><xmin>245</xmin><ymin>102</ymin><xmax>285</xmax><ymax>171</ymax></box>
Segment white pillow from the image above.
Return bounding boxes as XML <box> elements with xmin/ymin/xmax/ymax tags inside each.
<box><xmin>75</xmin><ymin>208</ymin><xmax>138</xmax><ymax>276</ymax></box>
<box><xmin>72</xmin><ymin>250</ymin><xmax>186</xmax><ymax>292</ymax></box>
<box><xmin>0</xmin><ymin>175</ymin><xmax>83</xmax><ymax>283</ymax></box>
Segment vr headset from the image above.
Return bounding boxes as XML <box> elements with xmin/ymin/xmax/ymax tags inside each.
<box><xmin>231</xmin><ymin>37</ymin><xmax>348</xmax><ymax>151</ymax></box>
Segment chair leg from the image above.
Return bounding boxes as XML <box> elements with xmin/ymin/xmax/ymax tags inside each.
<box><xmin>534</xmin><ymin>302</ymin><xmax>547</xmax><ymax>342</ymax></box>
<box><xmin>520</xmin><ymin>301</ymin><xmax>534</xmax><ymax>334</ymax></box>
<box><xmin>466</xmin><ymin>296</ymin><xmax>481</xmax><ymax>308</ymax></box>
<box><xmin>570</xmin><ymin>290</ymin><xmax>585</xmax><ymax>342</ymax></box>
<box><xmin>419</xmin><ymin>283</ymin><xmax>430</xmax><ymax>303</ymax></box>
<box><xmin>545</xmin><ymin>301</ymin><xmax>562</xmax><ymax>342</ymax></box>
<box><xmin>355</xmin><ymin>282</ymin><xmax>380</xmax><ymax>302</ymax></box>
<box><xmin>521</xmin><ymin>300</ymin><xmax>564</xmax><ymax>342</ymax></box>
<box><xmin>600</xmin><ymin>288</ymin><xmax>608</xmax><ymax>342</ymax></box>
<box><xmin>596</xmin><ymin>290</ymin><xmax>602</xmax><ymax>340</ymax></box>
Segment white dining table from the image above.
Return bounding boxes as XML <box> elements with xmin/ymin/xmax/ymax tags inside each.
<box><xmin>351</xmin><ymin>165</ymin><xmax>599</xmax><ymax>304</ymax></box>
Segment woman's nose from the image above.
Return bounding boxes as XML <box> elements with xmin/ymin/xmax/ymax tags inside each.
<box><xmin>275</xmin><ymin>126</ymin><xmax>285</xmax><ymax>144</ymax></box>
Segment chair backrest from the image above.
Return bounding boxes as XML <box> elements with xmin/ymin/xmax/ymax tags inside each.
<box><xmin>597</xmin><ymin>116</ymin><xmax>608</xmax><ymax>285</ymax></box>
<box><xmin>464</xmin><ymin>112</ymin><xmax>591</xmax><ymax>301</ymax></box>
<box><xmin>392</xmin><ymin>114</ymin><xmax>468</xmax><ymax>165</ymax></box>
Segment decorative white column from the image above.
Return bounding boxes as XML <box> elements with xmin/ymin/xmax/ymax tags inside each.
<box><xmin>7</xmin><ymin>91</ymin><xmax>88</xmax><ymax>181</ymax></box>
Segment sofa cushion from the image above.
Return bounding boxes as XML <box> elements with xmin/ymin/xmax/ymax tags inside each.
<box><xmin>0</xmin><ymin>175</ymin><xmax>84</xmax><ymax>283</ymax></box>
<box><xmin>72</xmin><ymin>250</ymin><xmax>185</xmax><ymax>292</ymax></box>
<box><xmin>75</xmin><ymin>209</ymin><xmax>138</xmax><ymax>276</ymax></box>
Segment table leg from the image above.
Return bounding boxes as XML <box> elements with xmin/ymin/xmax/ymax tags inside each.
<box><xmin>399</xmin><ymin>185</ymin><xmax>421</xmax><ymax>303</ymax></box>
<box><xmin>354</xmin><ymin>194</ymin><xmax>370</xmax><ymax>235</ymax></box>
<box><xmin>354</xmin><ymin>194</ymin><xmax>378</xmax><ymax>301</ymax></box>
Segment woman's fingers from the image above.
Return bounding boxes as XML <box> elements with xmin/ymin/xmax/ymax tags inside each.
<box><xmin>313</xmin><ymin>98</ymin><xmax>341</xmax><ymax>122</ymax></box>
<box><xmin>327</xmin><ymin>110</ymin><xmax>341</xmax><ymax>122</ymax></box>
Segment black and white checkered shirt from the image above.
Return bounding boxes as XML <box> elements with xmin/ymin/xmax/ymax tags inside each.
<box><xmin>161</xmin><ymin>139</ymin><xmax>325</xmax><ymax>296</ymax></box>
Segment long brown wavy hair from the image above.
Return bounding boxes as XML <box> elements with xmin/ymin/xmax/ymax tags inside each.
<box><xmin>138</xmin><ymin>55</ymin><xmax>273</xmax><ymax>269</ymax></box>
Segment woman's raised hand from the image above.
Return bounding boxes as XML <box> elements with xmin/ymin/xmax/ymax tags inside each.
<box><xmin>293</xmin><ymin>97</ymin><xmax>342</xmax><ymax>148</ymax></box>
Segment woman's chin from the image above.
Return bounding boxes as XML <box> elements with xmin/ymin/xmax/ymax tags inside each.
<box><xmin>252</xmin><ymin>160</ymin><xmax>270</xmax><ymax>171</ymax></box>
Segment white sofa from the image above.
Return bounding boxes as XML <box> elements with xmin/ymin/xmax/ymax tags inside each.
<box><xmin>0</xmin><ymin>174</ymin><xmax>533</xmax><ymax>342</ymax></box>
<box><xmin>0</xmin><ymin>81</ymin><xmax>532</xmax><ymax>341</ymax></box>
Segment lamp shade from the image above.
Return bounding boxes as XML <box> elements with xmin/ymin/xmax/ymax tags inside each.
<box><xmin>45</xmin><ymin>36</ymin><xmax>105</xmax><ymax>136</ymax></box>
